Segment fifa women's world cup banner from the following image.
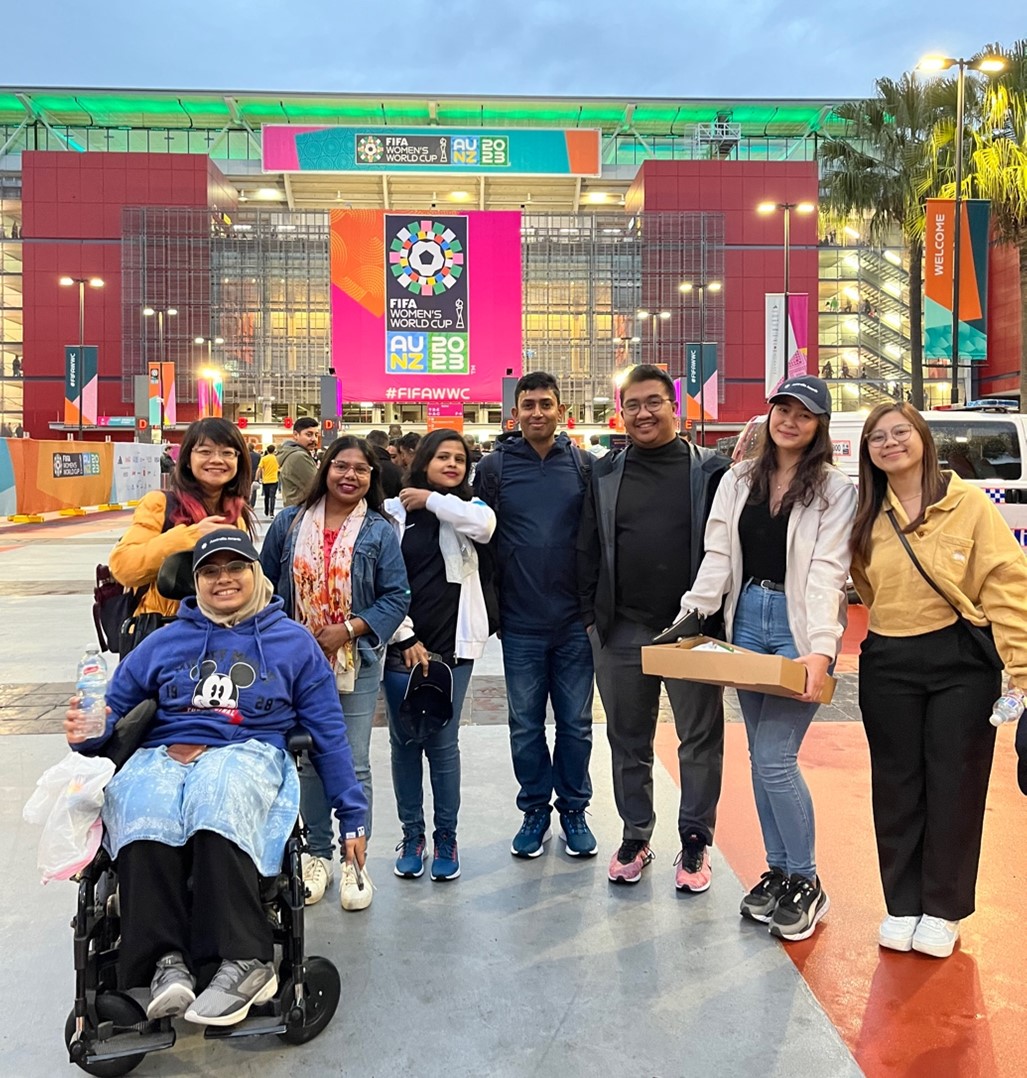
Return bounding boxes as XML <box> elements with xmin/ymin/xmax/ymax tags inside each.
<box><xmin>329</xmin><ymin>210</ymin><xmax>523</xmax><ymax>404</ymax></box>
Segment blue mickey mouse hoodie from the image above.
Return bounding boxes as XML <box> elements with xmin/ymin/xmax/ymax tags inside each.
<box><xmin>85</xmin><ymin>595</ymin><xmax>367</xmax><ymax>837</ymax></box>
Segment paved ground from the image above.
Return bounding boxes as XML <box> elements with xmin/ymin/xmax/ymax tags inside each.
<box><xmin>0</xmin><ymin>510</ymin><xmax>1022</xmax><ymax>1077</ymax></box>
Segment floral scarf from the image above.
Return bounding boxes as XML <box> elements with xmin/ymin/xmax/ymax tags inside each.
<box><xmin>292</xmin><ymin>496</ymin><xmax>367</xmax><ymax>678</ymax></box>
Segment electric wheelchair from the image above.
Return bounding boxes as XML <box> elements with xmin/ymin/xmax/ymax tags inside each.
<box><xmin>65</xmin><ymin>554</ymin><xmax>342</xmax><ymax>1075</ymax></box>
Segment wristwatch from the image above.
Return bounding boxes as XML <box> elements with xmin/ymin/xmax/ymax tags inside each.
<box><xmin>344</xmin><ymin>618</ymin><xmax>355</xmax><ymax>640</ymax></box>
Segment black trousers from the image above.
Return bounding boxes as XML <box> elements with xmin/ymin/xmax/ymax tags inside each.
<box><xmin>262</xmin><ymin>481</ymin><xmax>278</xmax><ymax>516</ymax></box>
<box><xmin>593</xmin><ymin>619</ymin><xmax>724</xmax><ymax>844</ymax></box>
<box><xmin>116</xmin><ymin>831</ymin><xmax>273</xmax><ymax>990</ymax></box>
<box><xmin>859</xmin><ymin>623</ymin><xmax>999</xmax><ymax>921</ymax></box>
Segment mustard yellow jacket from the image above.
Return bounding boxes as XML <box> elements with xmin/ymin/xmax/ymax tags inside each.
<box><xmin>108</xmin><ymin>491</ymin><xmax>244</xmax><ymax>616</ymax></box>
<box><xmin>851</xmin><ymin>474</ymin><xmax>1027</xmax><ymax>688</ymax></box>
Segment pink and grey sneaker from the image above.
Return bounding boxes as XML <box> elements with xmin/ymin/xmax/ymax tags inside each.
<box><xmin>608</xmin><ymin>839</ymin><xmax>655</xmax><ymax>884</ymax></box>
<box><xmin>674</xmin><ymin>833</ymin><xmax>712</xmax><ymax>893</ymax></box>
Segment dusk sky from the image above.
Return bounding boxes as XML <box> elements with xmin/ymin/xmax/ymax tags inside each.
<box><xmin>3</xmin><ymin>1</ymin><xmax>1024</xmax><ymax>101</ymax></box>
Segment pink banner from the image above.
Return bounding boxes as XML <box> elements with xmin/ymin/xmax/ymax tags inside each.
<box><xmin>330</xmin><ymin>210</ymin><xmax>522</xmax><ymax>403</ymax></box>
<box><xmin>765</xmin><ymin>293</ymin><xmax>809</xmax><ymax>396</ymax></box>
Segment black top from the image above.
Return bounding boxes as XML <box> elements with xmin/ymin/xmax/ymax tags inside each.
<box><xmin>396</xmin><ymin>508</ymin><xmax>460</xmax><ymax>662</ymax></box>
<box><xmin>739</xmin><ymin>497</ymin><xmax>789</xmax><ymax>585</ymax></box>
<box><xmin>614</xmin><ymin>438</ymin><xmax>692</xmax><ymax>630</ymax></box>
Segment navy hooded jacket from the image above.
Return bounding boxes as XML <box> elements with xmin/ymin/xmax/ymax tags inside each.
<box><xmin>473</xmin><ymin>431</ymin><xmax>590</xmax><ymax>634</ymax></box>
<box><xmin>87</xmin><ymin>595</ymin><xmax>367</xmax><ymax>837</ymax></box>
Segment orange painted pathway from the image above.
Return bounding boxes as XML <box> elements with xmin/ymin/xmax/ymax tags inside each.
<box><xmin>655</xmin><ymin>615</ymin><xmax>1027</xmax><ymax>1078</ymax></box>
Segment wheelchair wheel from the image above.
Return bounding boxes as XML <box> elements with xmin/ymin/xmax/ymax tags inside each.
<box><xmin>277</xmin><ymin>956</ymin><xmax>341</xmax><ymax>1045</ymax></box>
<box><xmin>64</xmin><ymin>991</ymin><xmax>147</xmax><ymax>1076</ymax></box>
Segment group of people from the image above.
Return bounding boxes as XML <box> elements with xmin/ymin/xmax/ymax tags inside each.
<box><xmin>64</xmin><ymin>368</ymin><xmax>1027</xmax><ymax>1026</ymax></box>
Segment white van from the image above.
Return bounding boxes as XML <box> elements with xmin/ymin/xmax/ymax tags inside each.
<box><xmin>830</xmin><ymin>406</ymin><xmax>1027</xmax><ymax>548</ymax></box>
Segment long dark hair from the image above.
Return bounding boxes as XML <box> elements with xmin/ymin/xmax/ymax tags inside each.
<box><xmin>406</xmin><ymin>429</ymin><xmax>474</xmax><ymax>501</ymax></box>
<box><xmin>851</xmin><ymin>403</ymin><xmax>948</xmax><ymax>561</ymax></box>
<box><xmin>746</xmin><ymin>405</ymin><xmax>833</xmax><ymax>513</ymax></box>
<box><xmin>302</xmin><ymin>436</ymin><xmax>386</xmax><ymax>515</ymax></box>
<box><xmin>171</xmin><ymin>417</ymin><xmax>254</xmax><ymax>533</ymax></box>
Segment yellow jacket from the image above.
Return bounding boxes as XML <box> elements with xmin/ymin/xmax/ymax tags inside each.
<box><xmin>851</xmin><ymin>473</ymin><xmax>1027</xmax><ymax>688</ymax></box>
<box><xmin>108</xmin><ymin>491</ymin><xmax>242</xmax><ymax>616</ymax></box>
<box><xmin>258</xmin><ymin>454</ymin><xmax>280</xmax><ymax>484</ymax></box>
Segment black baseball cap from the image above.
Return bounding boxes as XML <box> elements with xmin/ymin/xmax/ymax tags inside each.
<box><xmin>193</xmin><ymin>528</ymin><xmax>260</xmax><ymax>573</ymax></box>
<box><xmin>397</xmin><ymin>660</ymin><xmax>454</xmax><ymax>744</ymax></box>
<box><xmin>768</xmin><ymin>376</ymin><xmax>831</xmax><ymax>416</ymax></box>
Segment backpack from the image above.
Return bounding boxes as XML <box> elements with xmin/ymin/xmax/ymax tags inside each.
<box><xmin>91</xmin><ymin>493</ymin><xmax>177</xmax><ymax>655</ymax></box>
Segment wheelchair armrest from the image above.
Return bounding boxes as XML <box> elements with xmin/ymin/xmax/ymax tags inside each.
<box><xmin>287</xmin><ymin>730</ymin><xmax>313</xmax><ymax>755</ymax></box>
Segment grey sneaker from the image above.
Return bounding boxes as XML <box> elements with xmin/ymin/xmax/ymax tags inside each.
<box><xmin>183</xmin><ymin>958</ymin><xmax>277</xmax><ymax>1027</ymax></box>
<box><xmin>147</xmin><ymin>951</ymin><xmax>196</xmax><ymax>1020</ymax></box>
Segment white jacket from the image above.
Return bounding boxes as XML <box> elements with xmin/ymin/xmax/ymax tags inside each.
<box><xmin>680</xmin><ymin>462</ymin><xmax>857</xmax><ymax>659</ymax></box>
<box><xmin>385</xmin><ymin>492</ymin><xmax>497</xmax><ymax>660</ymax></box>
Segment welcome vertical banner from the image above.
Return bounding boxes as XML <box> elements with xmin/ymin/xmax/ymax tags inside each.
<box><xmin>924</xmin><ymin>198</ymin><xmax>990</xmax><ymax>361</ymax></box>
<box><xmin>765</xmin><ymin>294</ymin><xmax>809</xmax><ymax>396</ymax></box>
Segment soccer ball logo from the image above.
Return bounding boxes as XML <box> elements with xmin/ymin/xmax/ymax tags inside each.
<box><xmin>389</xmin><ymin>219</ymin><xmax>465</xmax><ymax>295</ymax></box>
<box><xmin>408</xmin><ymin>240</ymin><xmax>445</xmax><ymax>277</ymax></box>
<box><xmin>356</xmin><ymin>135</ymin><xmax>384</xmax><ymax>163</ymax></box>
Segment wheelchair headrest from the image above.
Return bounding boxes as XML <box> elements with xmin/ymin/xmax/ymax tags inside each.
<box><xmin>157</xmin><ymin>550</ymin><xmax>196</xmax><ymax>602</ymax></box>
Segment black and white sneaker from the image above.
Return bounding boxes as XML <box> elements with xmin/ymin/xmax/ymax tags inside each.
<box><xmin>147</xmin><ymin>951</ymin><xmax>196</xmax><ymax>1020</ymax></box>
<box><xmin>769</xmin><ymin>874</ymin><xmax>830</xmax><ymax>942</ymax></box>
<box><xmin>183</xmin><ymin>958</ymin><xmax>277</xmax><ymax>1026</ymax></box>
<box><xmin>739</xmin><ymin>867</ymin><xmax>790</xmax><ymax>923</ymax></box>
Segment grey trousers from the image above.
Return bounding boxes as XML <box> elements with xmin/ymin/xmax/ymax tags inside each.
<box><xmin>593</xmin><ymin>619</ymin><xmax>724</xmax><ymax>844</ymax></box>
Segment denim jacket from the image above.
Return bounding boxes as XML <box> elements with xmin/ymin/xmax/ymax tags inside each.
<box><xmin>260</xmin><ymin>504</ymin><xmax>411</xmax><ymax>665</ymax></box>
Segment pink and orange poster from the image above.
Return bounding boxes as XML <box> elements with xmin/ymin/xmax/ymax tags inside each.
<box><xmin>330</xmin><ymin>210</ymin><xmax>522</xmax><ymax>404</ymax></box>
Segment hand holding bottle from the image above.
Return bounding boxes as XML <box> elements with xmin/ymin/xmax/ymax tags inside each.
<box><xmin>989</xmin><ymin>687</ymin><xmax>1025</xmax><ymax>727</ymax></box>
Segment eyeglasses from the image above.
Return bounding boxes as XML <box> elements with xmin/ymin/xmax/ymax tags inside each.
<box><xmin>196</xmin><ymin>559</ymin><xmax>252</xmax><ymax>581</ymax></box>
<box><xmin>622</xmin><ymin>395</ymin><xmax>673</xmax><ymax>416</ymax></box>
<box><xmin>329</xmin><ymin>461</ymin><xmax>373</xmax><ymax>478</ymax></box>
<box><xmin>867</xmin><ymin>424</ymin><xmax>914</xmax><ymax>447</ymax></box>
<box><xmin>191</xmin><ymin>446</ymin><xmax>239</xmax><ymax>461</ymax></box>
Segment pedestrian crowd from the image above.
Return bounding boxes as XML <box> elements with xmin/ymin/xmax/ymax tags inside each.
<box><xmin>64</xmin><ymin>367</ymin><xmax>1027</xmax><ymax>1026</ymax></box>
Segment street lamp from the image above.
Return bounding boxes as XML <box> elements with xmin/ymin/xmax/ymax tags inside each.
<box><xmin>917</xmin><ymin>53</ymin><xmax>1006</xmax><ymax>404</ymax></box>
<box><xmin>143</xmin><ymin>306</ymin><xmax>177</xmax><ymax>434</ymax></box>
<box><xmin>59</xmin><ymin>276</ymin><xmax>104</xmax><ymax>438</ymax></box>
<box><xmin>636</xmin><ymin>308</ymin><xmax>671</xmax><ymax>365</ymax></box>
<box><xmin>679</xmin><ymin>281</ymin><xmax>723</xmax><ymax>442</ymax></box>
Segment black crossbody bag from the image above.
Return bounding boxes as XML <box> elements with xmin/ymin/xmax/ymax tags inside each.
<box><xmin>886</xmin><ymin>509</ymin><xmax>1003</xmax><ymax>671</ymax></box>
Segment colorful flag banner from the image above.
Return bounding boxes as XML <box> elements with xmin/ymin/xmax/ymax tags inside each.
<box><xmin>765</xmin><ymin>294</ymin><xmax>809</xmax><ymax>396</ymax></box>
<box><xmin>685</xmin><ymin>343</ymin><xmax>718</xmax><ymax>421</ymax></box>
<box><xmin>64</xmin><ymin>345</ymin><xmax>98</xmax><ymax>427</ymax></box>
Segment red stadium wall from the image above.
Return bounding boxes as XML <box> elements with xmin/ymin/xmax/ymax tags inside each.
<box><xmin>627</xmin><ymin>160</ymin><xmax>821</xmax><ymax>428</ymax></box>
<box><xmin>20</xmin><ymin>152</ymin><xmax>231</xmax><ymax>439</ymax></box>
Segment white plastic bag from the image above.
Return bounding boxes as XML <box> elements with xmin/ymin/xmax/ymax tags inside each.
<box><xmin>23</xmin><ymin>753</ymin><xmax>115</xmax><ymax>883</ymax></box>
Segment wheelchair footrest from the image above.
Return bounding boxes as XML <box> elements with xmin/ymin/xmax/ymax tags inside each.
<box><xmin>84</xmin><ymin>1027</ymin><xmax>176</xmax><ymax>1061</ymax></box>
<box><xmin>202</xmin><ymin>1012</ymin><xmax>287</xmax><ymax>1039</ymax></box>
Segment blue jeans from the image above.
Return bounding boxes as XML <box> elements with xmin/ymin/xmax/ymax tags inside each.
<box><xmin>732</xmin><ymin>584</ymin><xmax>822</xmax><ymax>879</ymax></box>
<box><xmin>501</xmin><ymin>624</ymin><xmax>594</xmax><ymax>814</ymax></box>
<box><xmin>383</xmin><ymin>661</ymin><xmax>473</xmax><ymax>836</ymax></box>
<box><xmin>300</xmin><ymin>656</ymin><xmax>382</xmax><ymax>859</ymax></box>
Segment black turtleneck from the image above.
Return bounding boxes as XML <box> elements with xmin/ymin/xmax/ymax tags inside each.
<box><xmin>614</xmin><ymin>438</ymin><xmax>692</xmax><ymax>630</ymax></box>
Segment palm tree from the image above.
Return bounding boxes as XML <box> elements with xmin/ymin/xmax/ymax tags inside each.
<box><xmin>820</xmin><ymin>74</ymin><xmax>948</xmax><ymax>408</ymax></box>
<box><xmin>963</xmin><ymin>40</ymin><xmax>1027</xmax><ymax>402</ymax></box>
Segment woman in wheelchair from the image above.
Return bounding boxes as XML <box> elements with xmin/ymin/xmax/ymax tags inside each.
<box><xmin>65</xmin><ymin>529</ymin><xmax>367</xmax><ymax>1029</ymax></box>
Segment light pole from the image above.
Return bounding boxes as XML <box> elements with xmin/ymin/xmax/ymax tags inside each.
<box><xmin>636</xmin><ymin>308</ymin><xmax>671</xmax><ymax>365</ymax></box>
<box><xmin>59</xmin><ymin>275</ymin><xmax>104</xmax><ymax>438</ymax></box>
<box><xmin>679</xmin><ymin>280</ymin><xmax>723</xmax><ymax>442</ymax></box>
<box><xmin>143</xmin><ymin>306</ymin><xmax>177</xmax><ymax>434</ymax></box>
<box><xmin>756</xmin><ymin>200</ymin><xmax>815</xmax><ymax>327</ymax></box>
<box><xmin>917</xmin><ymin>53</ymin><xmax>1006</xmax><ymax>404</ymax></box>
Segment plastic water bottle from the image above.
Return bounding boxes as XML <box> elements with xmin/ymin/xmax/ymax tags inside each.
<box><xmin>75</xmin><ymin>645</ymin><xmax>109</xmax><ymax>739</ymax></box>
<box><xmin>989</xmin><ymin>689</ymin><xmax>1025</xmax><ymax>727</ymax></box>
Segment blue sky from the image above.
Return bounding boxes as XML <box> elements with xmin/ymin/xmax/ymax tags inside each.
<box><xmin>3</xmin><ymin>1</ymin><xmax>1024</xmax><ymax>100</ymax></box>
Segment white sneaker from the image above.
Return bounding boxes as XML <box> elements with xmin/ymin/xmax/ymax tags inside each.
<box><xmin>879</xmin><ymin>915</ymin><xmax>920</xmax><ymax>952</ymax></box>
<box><xmin>912</xmin><ymin>915</ymin><xmax>960</xmax><ymax>958</ymax></box>
<box><xmin>301</xmin><ymin>854</ymin><xmax>333</xmax><ymax>906</ymax></box>
<box><xmin>340</xmin><ymin>861</ymin><xmax>373</xmax><ymax>911</ymax></box>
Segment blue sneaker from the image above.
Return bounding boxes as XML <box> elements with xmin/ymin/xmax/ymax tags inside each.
<box><xmin>511</xmin><ymin>807</ymin><xmax>552</xmax><ymax>858</ymax></box>
<box><xmin>559</xmin><ymin>810</ymin><xmax>597</xmax><ymax>857</ymax></box>
<box><xmin>430</xmin><ymin>830</ymin><xmax>460</xmax><ymax>881</ymax></box>
<box><xmin>394</xmin><ymin>832</ymin><xmax>427</xmax><ymax>878</ymax></box>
